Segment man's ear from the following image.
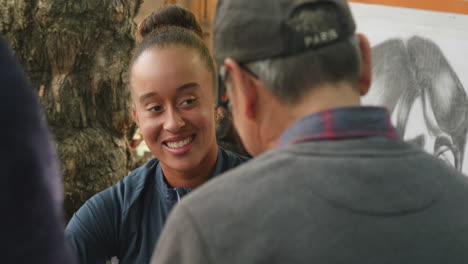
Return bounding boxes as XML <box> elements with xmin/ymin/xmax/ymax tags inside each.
<box><xmin>224</xmin><ymin>58</ymin><xmax>258</xmax><ymax>120</ymax></box>
<box><xmin>357</xmin><ymin>33</ymin><xmax>372</xmax><ymax>96</ymax></box>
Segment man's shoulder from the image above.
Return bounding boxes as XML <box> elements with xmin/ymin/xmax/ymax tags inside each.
<box><xmin>180</xmin><ymin>147</ymin><xmax>293</xmax><ymax>210</ymax></box>
<box><xmin>217</xmin><ymin>146</ymin><xmax>289</xmax><ymax>179</ymax></box>
<box><xmin>179</xmin><ymin>137</ymin><xmax>465</xmax><ymax>216</ymax></box>
<box><xmin>204</xmin><ymin>137</ymin><xmax>416</xmax><ymax>191</ymax></box>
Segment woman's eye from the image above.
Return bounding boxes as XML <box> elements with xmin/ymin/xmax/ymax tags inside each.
<box><xmin>148</xmin><ymin>105</ymin><xmax>162</xmax><ymax>112</ymax></box>
<box><xmin>181</xmin><ymin>98</ymin><xmax>197</xmax><ymax>105</ymax></box>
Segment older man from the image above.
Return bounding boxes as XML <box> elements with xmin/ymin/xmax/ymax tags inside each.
<box><xmin>151</xmin><ymin>0</ymin><xmax>468</xmax><ymax>263</ymax></box>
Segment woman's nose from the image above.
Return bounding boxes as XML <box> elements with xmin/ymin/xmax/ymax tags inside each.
<box><xmin>163</xmin><ymin>108</ymin><xmax>186</xmax><ymax>133</ymax></box>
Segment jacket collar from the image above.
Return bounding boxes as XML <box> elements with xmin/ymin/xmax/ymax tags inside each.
<box><xmin>156</xmin><ymin>147</ymin><xmax>225</xmax><ymax>203</ymax></box>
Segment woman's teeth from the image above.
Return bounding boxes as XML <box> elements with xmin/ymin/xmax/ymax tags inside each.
<box><xmin>166</xmin><ymin>136</ymin><xmax>193</xmax><ymax>149</ymax></box>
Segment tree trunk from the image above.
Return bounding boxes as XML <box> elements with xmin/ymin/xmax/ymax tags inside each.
<box><xmin>0</xmin><ymin>0</ymin><xmax>143</xmax><ymax>220</ymax></box>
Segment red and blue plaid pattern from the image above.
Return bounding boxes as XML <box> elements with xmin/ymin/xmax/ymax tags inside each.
<box><xmin>278</xmin><ymin>106</ymin><xmax>398</xmax><ymax>147</ymax></box>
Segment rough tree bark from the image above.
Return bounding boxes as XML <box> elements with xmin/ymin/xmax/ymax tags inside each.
<box><xmin>0</xmin><ymin>0</ymin><xmax>143</xmax><ymax>220</ymax></box>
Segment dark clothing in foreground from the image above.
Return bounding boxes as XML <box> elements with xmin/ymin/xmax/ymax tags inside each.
<box><xmin>66</xmin><ymin>147</ymin><xmax>248</xmax><ymax>264</ymax></box>
<box><xmin>0</xmin><ymin>37</ymin><xmax>76</xmax><ymax>264</ymax></box>
<box><xmin>152</xmin><ymin>106</ymin><xmax>468</xmax><ymax>264</ymax></box>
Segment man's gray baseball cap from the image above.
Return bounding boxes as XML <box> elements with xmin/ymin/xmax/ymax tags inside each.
<box><xmin>213</xmin><ymin>0</ymin><xmax>356</xmax><ymax>66</ymax></box>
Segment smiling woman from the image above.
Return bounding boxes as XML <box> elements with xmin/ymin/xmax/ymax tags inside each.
<box><xmin>64</xmin><ymin>5</ymin><xmax>249</xmax><ymax>264</ymax></box>
<box><xmin>133</xmin><ymin>46</ymin><xmax>212</xmax><ymax>172</ymax></box>
<box><xmin>131</xmin><ymin>44</ymin><xmax>219</xmax><ymax>186</ymax></box>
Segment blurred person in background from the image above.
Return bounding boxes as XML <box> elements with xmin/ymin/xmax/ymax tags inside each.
<box><xmin>0</xmin><ymin>36</ymin><xmax>76</xmax><ymax>264</ymax></box>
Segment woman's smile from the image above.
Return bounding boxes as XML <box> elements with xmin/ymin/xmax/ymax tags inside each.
<box><xmin>163</xmin><ymin>134</ymin><xmax>196</xmax><ymax>155</ymax></box>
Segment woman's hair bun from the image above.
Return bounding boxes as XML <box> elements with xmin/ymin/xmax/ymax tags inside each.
<box><xmin>138</xmin><ymin>5</ymin><xmax>203</xmax><ymax>40</ymax></box>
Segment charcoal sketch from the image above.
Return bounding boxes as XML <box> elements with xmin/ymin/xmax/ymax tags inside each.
<box><xmin>349</xmin><ymin>3</ymin><xmax>468</xmax><ymax>173</ymax></box>
<box><xmin>365</xmin><ymin>36</ymin><xmax>468</xmax><ymax>171</ymax></box>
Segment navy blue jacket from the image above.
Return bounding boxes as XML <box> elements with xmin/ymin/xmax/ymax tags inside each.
<box><xmin>65</xmin><ymin>147</ymin><xmax>248</xmax><ymax>263</ymax></box>
<box><xmin>0</xmin><ymin>36</ymin><xmax>76</xmax><ymax>264</ymax></box>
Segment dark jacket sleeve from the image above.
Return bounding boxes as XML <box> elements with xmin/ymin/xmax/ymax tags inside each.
<box><xmin>150</xmin><ymin>204</ymin><xmax>214</xmax><ymax>264</ymax></box>
<box><xmin>65</xmin><ymin>186</ymin><xmax>122</xmax><ymax>263</ymax></box>
<box><xmin>0</xmin><ymin>36</ymin><xmax>76</xmax><ymax>264</ymax></box>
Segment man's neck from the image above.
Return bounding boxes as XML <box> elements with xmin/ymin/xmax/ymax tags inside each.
<box><xmin>161</xmin><ymin>145</ymin><xmax>218</xmax><ymax>189</ymax></box>
<box><xmin>258</xmin><ymin>83</ymin><xmax>361</xmax><ymax>153</ymax></box>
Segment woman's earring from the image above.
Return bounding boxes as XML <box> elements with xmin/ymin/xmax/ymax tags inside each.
<box><xmin>216</xmin><ymin>107</ymin><xmax>225</xmax><ymax>121</ymax></box>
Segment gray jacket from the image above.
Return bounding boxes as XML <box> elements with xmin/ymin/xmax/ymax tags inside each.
<box><xmin>152</xmin><ymin>137</ymin><xmax>468</xmax><ymax>264</ymax></box>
